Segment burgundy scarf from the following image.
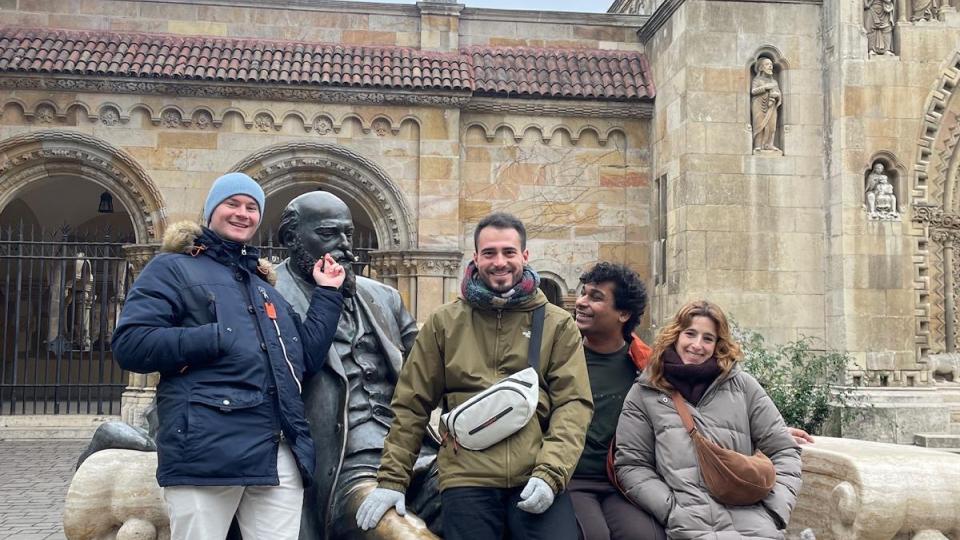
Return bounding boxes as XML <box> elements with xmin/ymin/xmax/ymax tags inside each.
<box><xmin>662</xmin><ymin>348</ymin><xmax>722</xmax><ymax>405</ymax></box>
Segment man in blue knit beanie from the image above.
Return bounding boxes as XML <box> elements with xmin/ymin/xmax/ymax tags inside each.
<box><xmin>113</xmin><ymin>172</ymin><xmax>347</xmax><ymax>539</ymax></box>
<box><xmin>202</xmin><ymin>172</ymin><xmax>266</xmax><ymax>227</ymax></box>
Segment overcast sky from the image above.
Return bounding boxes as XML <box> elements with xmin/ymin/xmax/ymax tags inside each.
<box><xmin>347</xmin><ymin>0</ymin><xmax>615</xmax><ymax>13</ymax></box>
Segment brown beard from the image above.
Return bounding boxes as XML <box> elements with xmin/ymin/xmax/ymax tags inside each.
<box><xmin>288</xmin><ymin>237</ymin><xmax>357</xmax><ymax>298</ymax></box>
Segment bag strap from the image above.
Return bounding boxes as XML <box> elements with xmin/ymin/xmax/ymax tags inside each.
<box><xmin>527</xmin><ymin>305</ymin><xmax>546</xmax><ymax>371</ymax></box>
<box><xmin>671</xmin><ymin>391</ymin><xmax>697</xmax><ymax>434</ymax></box>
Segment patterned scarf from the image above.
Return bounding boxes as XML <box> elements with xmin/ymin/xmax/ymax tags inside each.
<box><xmin>460</xmin><ymin>261</ymin><xmax>540</xmax><ymax>309</ymax></box>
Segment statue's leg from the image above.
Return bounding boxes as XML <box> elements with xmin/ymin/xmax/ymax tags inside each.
<box><xmin>332</xmin><ymin>479</ymin><xmax>439</xmax><ymax>540</ymax></box>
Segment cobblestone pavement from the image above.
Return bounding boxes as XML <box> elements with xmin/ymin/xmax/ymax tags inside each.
<box><xmin>0</xmin><ymin>440</ymin><xmax>86</xmax><ymax>540</ymax></box>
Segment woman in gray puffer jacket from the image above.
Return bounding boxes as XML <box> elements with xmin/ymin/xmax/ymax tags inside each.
<box><xmin>614</xmin><ymin>300</ymin><xmax>801</xmax><ymax>540</ymax></box>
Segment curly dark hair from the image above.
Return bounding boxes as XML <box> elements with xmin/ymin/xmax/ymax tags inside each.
<box><xmin>579</xmin><ymin>262</ymin><xmax>648</xmax><ymax>342</ymax></box>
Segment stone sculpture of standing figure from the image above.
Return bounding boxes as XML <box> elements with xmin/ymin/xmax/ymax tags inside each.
<box><xmin>751</xmin><ymin>57</ymin><xmax>782</xmax><ymax>154</ymax></box>
<box><xmin>911</xmin><ymin>0</ymin><xmax>941</xmax><ymax>21</ymax></box>
<box><xmin>864</xmin><ymin>0</ymin><xmax>896</xmax><ymax>56</ymax></box>
<box><xmin>865</xmin><ymin>162</ymin><xmax>899</xmax><ymax>220</ymax></box>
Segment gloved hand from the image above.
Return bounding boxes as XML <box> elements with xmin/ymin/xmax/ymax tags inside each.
<box><xmin>356</xmin><ymin>487</ymin><xmax>406</xmax><ymax>531</ymax></box>
<box><xmin>516</xmin><ymin>477</ymin><xmax>554</xmax><ymax>514</ymax></box>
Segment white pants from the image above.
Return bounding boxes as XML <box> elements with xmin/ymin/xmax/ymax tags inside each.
<box><xmin>162</xmin><ymin>442</ymin><xmax>304</xmax><ymax>540</ymax></box>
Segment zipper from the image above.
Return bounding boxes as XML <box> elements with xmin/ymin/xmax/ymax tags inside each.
<box><xmin>468</xmin><ymin>406</ymin><xmax>515</xmax><ymax>435</ymax></box>
<box><xmin>502</xmin><ymin>376</ymin><xmax>533</xmax><ymax>387</ymax></box>
<box><xmin>241</xmin><ymin>277</ymin><xmax>285</xmax><ymax>443</ymax></box>
<box><xmin>260</xmin><ymin>286</ymin><xmax>302</xmax><ymax>393</ymax></box>
<box><xmin>447</xmin><ymin>386</ymin><xmax>527</xmax><ymax>434</ymax></box>
<box><xmin>497</xmin><ymin>309</ymin><xmax>503</xmax><ymax>330</ymax></box>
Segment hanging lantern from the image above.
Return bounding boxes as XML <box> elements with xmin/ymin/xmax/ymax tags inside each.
<box><xmin>98</xmin><ymin>192</ymin><xmax>114</xmax><ymax>213</ymax></box>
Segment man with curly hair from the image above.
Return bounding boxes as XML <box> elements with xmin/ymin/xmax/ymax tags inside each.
<box><xmin>571</xmin><ymin>262</ymin><xmax>665</xmax><ymax>540</ymax></box>
<box><xmin>570</xmin><ymin>262</ymin><xmax>812</xmax><ymax>540</ymax></box>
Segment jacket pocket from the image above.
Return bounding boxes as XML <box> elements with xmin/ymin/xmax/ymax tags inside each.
<box><xmin>184</xmin><ymin>389</ymin><xmax>269</xmax><ymax>466</ymax></box>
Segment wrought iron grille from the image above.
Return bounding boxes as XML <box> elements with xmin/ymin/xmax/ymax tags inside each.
<box><xmin>0</xmin><ymin>224</ymin><xmax>132</xmax><ymax>415</ymax></box>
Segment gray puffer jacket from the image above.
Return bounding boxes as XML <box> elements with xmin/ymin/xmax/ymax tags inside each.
<box><xmin>615</xmin><ymin>365</ymin><xmax>801</xmax><ymax>540</ymax></box>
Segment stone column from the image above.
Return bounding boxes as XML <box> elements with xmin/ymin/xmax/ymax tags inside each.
<box><xmin>119</xmin><ymin>243</ymin><xmax>159</xmax><ymax>429</ymax></box>
<box><xmin>418</xmin><ymin>0</ymin><xmax>464</xmax><ymax>53</ymax></box>
<box><xmin>370</xmin><ymin>250</ymin><xmax>463</xmax><ymax>321</ymax></box>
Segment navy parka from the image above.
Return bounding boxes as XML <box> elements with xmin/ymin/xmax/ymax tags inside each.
<box><xmin>112</xmin><ymin>223</ymin><xmax>343</xmax><ymax>487</ymax></box>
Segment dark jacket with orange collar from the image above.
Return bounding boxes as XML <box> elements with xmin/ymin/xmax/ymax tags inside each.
<box><xmin>112</xmin><ymin>222</ymin><xmax>343</xmax><ymax>488</ymax></box>
<box><xmin>603</xmin><ymin>333</ymin><xmax>651</xmax><ymax>484</ymax></box>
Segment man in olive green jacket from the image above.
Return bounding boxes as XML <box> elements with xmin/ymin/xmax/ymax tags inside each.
<box><xmin>355</xmin><ymin>212</ymin><xmax>593</xmax><ymax>540</ymax></box>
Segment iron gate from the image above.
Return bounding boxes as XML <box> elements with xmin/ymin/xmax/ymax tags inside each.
<box><xmin>0</xmin><ymin>224</ymin><xmax>132</xmax><ymax>415</ymax></box>
<box><xmin>0</xmin><ymin>224</ymin><xmax>379</xmax><ymax>415</ymax></box>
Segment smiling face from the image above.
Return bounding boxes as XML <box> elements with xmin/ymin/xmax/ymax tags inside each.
<box><xmin>675</xmin><ymin>315</ymin><xmax>718</xmax><ymax>365</ymax></box>
<box><xmin>208</xmin><ymin>195</ymin><xmax>260</xmax><ymax>243</ymax></box>
<box><xmin>473</xmin><ymin>226</ymin><xmax>529</xmax><ymax>293</ymax></box>
<box><xmin>575</xmin><ymin>281</ymin><xmax>629</xmax><ymax>343</ymax></box>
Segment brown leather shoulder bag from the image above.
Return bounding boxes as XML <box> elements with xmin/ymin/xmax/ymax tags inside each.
<box><xmin>671</xmin><ymin>391</ymin><xmax>776</xmax><ymax>506</ymax></box>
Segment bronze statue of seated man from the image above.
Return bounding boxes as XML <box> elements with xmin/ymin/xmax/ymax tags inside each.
<box><xmin>273</xmin><ymin>191</ymin><xmax>441</xmax><ymax>539</ymax></box>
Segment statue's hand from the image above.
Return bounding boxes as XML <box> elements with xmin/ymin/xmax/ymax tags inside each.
<box><xmin>516</xmin><ymin>477</ymin><xmax>554</xmax><ymax>514</ymax></box>
<box><xmin>356</xmin><ymin>487</ymin><xmax>406</xmax><ymax>531</ymax></box>
<box><xmin>313</xmin><ymin>253</ymin><xmax>346</xmax><ymax>289</ymax></box>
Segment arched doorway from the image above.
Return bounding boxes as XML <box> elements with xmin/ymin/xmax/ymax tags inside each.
<box><xmin>0</xmin><ymin>131</ymin><xmax>165</xmax><ymax>415</ymax></box>
<box><xmin>539</xmin><ymin>277</ymin><xmax>564</xmax><ymax>308</ymax></box>
<box><xmin>231</xmin><ymin>142</ymin><xmax>416</xmax><ymax>278</ymax></box>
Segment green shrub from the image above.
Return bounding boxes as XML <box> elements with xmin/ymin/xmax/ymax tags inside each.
<box><xmin>734</xmin><ymin>325</ymin><xmax>862</xmax><ymax>435</ymax></box>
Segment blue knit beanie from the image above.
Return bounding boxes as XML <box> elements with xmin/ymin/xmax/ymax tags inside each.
<box><xmin>203</xmin><ymin>172</ymin><xmax>265</xmax><ymax>225</ymax></box>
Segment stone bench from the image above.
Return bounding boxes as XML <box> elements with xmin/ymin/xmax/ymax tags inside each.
<box><xmin>788</xmin><ymin>437</ymin><xmax>960</xmax><ymax>540</ymax></box>
<box><xmin>64</xmin><ymin>437</ymin><xmax>960</xmax><ymax>540</ymax></box>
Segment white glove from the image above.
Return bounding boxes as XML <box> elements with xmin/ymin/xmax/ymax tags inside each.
<box><xmin>356</xmin><ymin>487</ymin><xmax>406</xmax><ymax>531</ymax></box>
<box><xmin>516</xmin><ymin>477</ymin><xmax>554</xmax><ymax>514</ymax></box>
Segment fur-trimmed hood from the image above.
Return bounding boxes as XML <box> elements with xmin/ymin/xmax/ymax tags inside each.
<box><xmin>161</xmin><ymin>221</ymin><xmax>277</xmax><ymax>285</ymax></box>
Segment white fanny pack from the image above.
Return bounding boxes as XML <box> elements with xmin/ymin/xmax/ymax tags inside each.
<box><xmin>440</xmin><ymin>305</ymin><xmax>545</xmax><ymax>451</ymax></box>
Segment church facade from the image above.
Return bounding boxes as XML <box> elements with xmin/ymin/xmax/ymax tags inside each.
<box><xmin>1</xmin><ymin>0</ymin><xmax>959</xmax><ymax>439</ymax></box>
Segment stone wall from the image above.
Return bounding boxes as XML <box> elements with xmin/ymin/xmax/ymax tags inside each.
<box><xmin>824</xmin><ymin>1</ymin><xmax>960</xmax><ymax>384</ymax></box>
<box><xmin>458</xmin><ymin>117</ymin><xmax>652</xmax><ymax>295</ymax></box>
<box><xmin>0</xmin><ymin>0</ymin><xmax>653</xmax><ymax>312</ymax></box>
<box><xmin>644</xmin><ymin>0</ymin><xmax>826</xmax><ymax>345</ymax></box>
<box><xmin>3</xmin><ymin>0</ymin><xmax>642</xmax><ymax>50</ymax></box>
<box><xmin>637</xmin><ymin>0</ymin><xmax>960</xmax><ymax>389</ymax></box>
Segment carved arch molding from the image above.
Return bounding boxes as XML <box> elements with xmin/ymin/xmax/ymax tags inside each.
<box><xmin>911</xmin><ymin>50</ymin><xmax>960</xmax><ymax>358</ymax></box>
<box><xmin>230</xmin><ymin>142</ymin><xmax>416</xmax><ymax>250</ymax></box>
<box><xmin>0</xmin><ymin>130</ymin><xmax>166</xmax><ymax>243</ymax></box>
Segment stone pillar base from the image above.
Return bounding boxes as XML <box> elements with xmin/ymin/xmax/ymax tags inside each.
<box><xmin>825</xmin><ymin>386</ymin><xmax>954</xmax><ymax>443</ymax></box>
<box><xmin>121</xmin><ymin>388</ymin><xmax>156</xmax><ymax>431</ymax></box>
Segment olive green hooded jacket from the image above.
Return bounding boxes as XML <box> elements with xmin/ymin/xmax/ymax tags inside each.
<box><xmin>377</xmin><ymin>289</ymin><xmax>593</xmax><ymax>494</ymax></box>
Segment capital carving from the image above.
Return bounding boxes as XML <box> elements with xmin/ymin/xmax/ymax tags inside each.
<box><xmin>913</xmin><ymin>204</ymin><xmax>960</xmax><ymax>230</ymax></box>
<box><xmin>122</xmin><ymin>243</ymin><xmax>160</xmax><ymax>278</ymax></box>
<box><xmin>370</xmin><ymin>250</ymin><xmax>463</xmax><ymax>278</ymax></box>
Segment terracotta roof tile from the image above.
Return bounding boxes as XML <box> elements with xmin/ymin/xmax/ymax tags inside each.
<box><xmin>0</xmin><ymin>27</ymin><xmax>654</xmax><ymax>101</ymax></box>
<box><xmin>465</xmin><ymin>45</ymin><xmax>653</xmax><ymax>100</ymax></box>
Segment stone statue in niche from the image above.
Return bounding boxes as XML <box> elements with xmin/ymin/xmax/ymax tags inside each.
<box><xmin>911</xmin><ymin>0</ymin><xmax>942</xmax><ymax>21</ymax></box>
<box><xmin>864</xmin><ymin>0</ymin><xmax>896</xmax><ymax>56</ymax></box>
<box><xmin>865</xmin><ymin>162</ymin><xmax>900</xmax><ymax>220</ymax></box>
<box><xmin>751</xmin><ymin>57</ymin><xmax>782</xmax><ymax>155</ymax></box>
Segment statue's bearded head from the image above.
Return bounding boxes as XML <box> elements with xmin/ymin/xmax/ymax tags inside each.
<box><xmin>278</xmin><ymin>191</ymin><xmax>358</xmax><ymax>298</ymax></box>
